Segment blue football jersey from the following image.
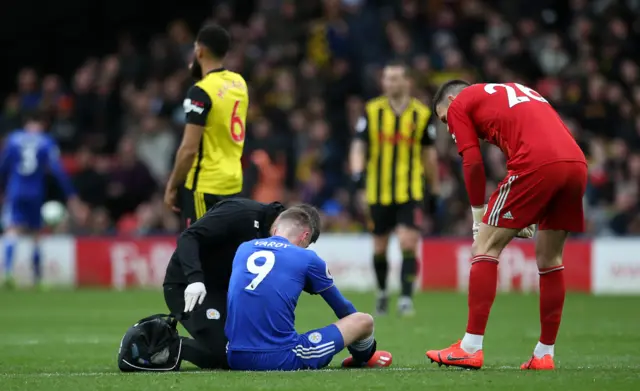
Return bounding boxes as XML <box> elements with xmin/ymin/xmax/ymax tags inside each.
<box><xmin>0</xmin><ymin>130</ymin><xmax>74</xmax><ymax>201</ymax></box>
<box><xmin>225</xmin><ymin>236</ymin><xmax>334</xmax><ymax>352</ymax></box>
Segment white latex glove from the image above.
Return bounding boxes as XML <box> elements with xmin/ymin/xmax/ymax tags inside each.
<box><xmin>516</xmin><ymin>224</ymin><xmax>536</xmax><ymax>239</ymax></box>
<box><xmin>471</xmin><ymin>206</ymin><xmax>486</xmax><ymax>241</ymax></box>
<box><xmin>184</xmin><ymin>282</ymin><xmax>207</xmax><ymax>313</ymax></box>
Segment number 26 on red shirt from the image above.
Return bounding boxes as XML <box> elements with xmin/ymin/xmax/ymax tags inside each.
<box><xmin>484</xmin><ymin>83</ymin><xmax>548</xmax><ymax>108</ymax></box>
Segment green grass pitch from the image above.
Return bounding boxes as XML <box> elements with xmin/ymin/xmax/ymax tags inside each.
<box><xmin>0</xmin><ymin>290</ymin><xmax>638</xmax><ymax>390</ymax></box>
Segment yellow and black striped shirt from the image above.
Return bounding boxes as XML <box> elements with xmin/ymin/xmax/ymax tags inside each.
<box><xmin>183</xmin><ymin>68</ymin><xmax>249</xmax><ymax>196</ymax></box>
<box><xmin>355</xmin><ymin>97</ymin><xmax>435</xmax><ymax>205</ymax></box>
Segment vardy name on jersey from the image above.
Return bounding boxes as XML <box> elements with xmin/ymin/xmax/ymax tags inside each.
<box><xmin>225</xmin><ymin>236</ymin><xmax>334</xmax><ymax>352</ymax></box>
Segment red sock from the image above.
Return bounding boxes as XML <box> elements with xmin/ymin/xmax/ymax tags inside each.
<box><xmin>466</xmin><ymin>255</ymin><xmax>499</xmax><ymax>335</ymax></box>
<box><xmin>539</xmin><ymin>265</ymin><xmax>566</xmax><ymax>345</ymax></box>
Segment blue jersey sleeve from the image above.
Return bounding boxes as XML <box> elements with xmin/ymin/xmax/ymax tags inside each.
<box><xmin>304</xmin><ymin>252</ymin><xmax>334</xmax><ymax>295</ymax></box>
<box><xmin>320</xmin><ymin>285</ymin><xmax>357</xmax><ymax>319</ymax></box>
<box><xmin>46</xmin><ymin>139</ymin><xmax>75</xmax><ymax>198</ymax></box>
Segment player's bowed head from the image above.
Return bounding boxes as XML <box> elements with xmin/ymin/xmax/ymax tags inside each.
<box><xmin>270</xmin><ymin>207</ymin><xmax>316</xmax><ymax>249</ymax></box>
<box><xmin>432</xmin><ymin>79</ymin><xmax>472</xmax><ymax>126</ymax></box>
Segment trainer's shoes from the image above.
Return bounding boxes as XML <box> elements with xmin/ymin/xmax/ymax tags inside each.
<box><xmin>342</xmin><ymin>350</ymin><xmax>393</xmax><ymax>368</ymax></box>
<box><xmin>375</xmin><ymin>294</ymin><xmax>388</xmax><ymax>316</ymax></box>
<box><xmin>426</xmin><ymin>340</ymin><xmax>484</xmax><ymax>370</ymax></box>
<box><xmin>397</xmin><ymin>296</ymin><xmax>415</xmax><ymax>317</ymax></box>
<box><xmin>521</xmin><ymin>354</ymin><xmax>555</xmax><ymax>370</ymax></box>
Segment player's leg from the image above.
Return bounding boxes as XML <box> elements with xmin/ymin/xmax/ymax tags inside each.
<box><xmin>519</xmin><ymin>229</ymin><xmax>567</xmax><ymax>370</ymax></box>
<box><xmin>425</xmin><ymin>225</ymin><xmax>517</xmax><ymax>369</ymax></box>
<box><xmin>426</xmin><ymin>172</ymin><xmax>550</xmax><ymax>369</ymax></box>
<box><xmin>369</xmin><ymin>205</ymin><xmax>393</xmax><ymax>315</ymax></box>
<box><xmin>522</xmin><ymin>162</ymin><xmax>587</xmax><ymax>370</ymax></box>
<box><xmin>163</xmin><ymin>285</ymin><xmax>229</xmax><ymax>369</ymax></box>
<box><xmin>336</xmin><ymin>312</ymin><xmax>393</xmax><ymax>368</ymax></box>
<box><xmin>2</xmin><ymin>227</ymin><xmax>21</xmax><ymax>288</ymax></box>
<box><xmin>2</xmin><ymin>201</ymin><xmax>26</xmax><ymax>288</ymax></box>
<box><xmin>395</xmin><ymin>202</ymin><xmax>422</xmax><ymax>316</ymax></box>
<box><xmin>26</xmin><ymin>200</ymin><xmax>45</xmax><ymax>288</ymax></box>
<box><xmin>30</xmin><ymin>231</ymin><xmax>43</xmax><ymax>288</ymax></box>
<box><xmin>289</xmin><ymin>313</ymin><xmax>392</xmax><ymax>370</ymax></box>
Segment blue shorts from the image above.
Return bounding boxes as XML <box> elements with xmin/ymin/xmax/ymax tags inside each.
<box><xmin>2</xmin><ymin>198</ymin><xmax>42</xmax><ymax>230</ymax></box>
<box><xmin>227</xmin><ymin>324</ymin><xmax>345</xmax><ymax>371</ymax></box>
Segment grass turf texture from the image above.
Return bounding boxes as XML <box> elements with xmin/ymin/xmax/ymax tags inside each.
<box><xmin>0</xmin><ymin>291</ymin><xmax>638</xmax><ymax>390</ymax></box>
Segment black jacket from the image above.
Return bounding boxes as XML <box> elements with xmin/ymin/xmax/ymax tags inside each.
<box><xmin>163</xmin><ymin>198</ymin><xmax>285</xmax><ymax>292</ymax></box>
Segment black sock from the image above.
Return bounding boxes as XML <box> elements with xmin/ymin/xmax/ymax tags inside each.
<box><xmin>401</xmin><ymin>250</ymin><xmax>417</xmax><ymax>297</ymax></box>
<box><xmin>348</xmin><ymin>338</ymin><xmax>377</xmax><ymax>363</ymax></box>
<box><xmin>373</xmin><ymin>253</ymin><xmax>388</xmax><ymax>292</ymax></box>
<box><xmin>180</xmin><ymin>337</ymin><xmax>228</xmax><ymax>369</ymax></box>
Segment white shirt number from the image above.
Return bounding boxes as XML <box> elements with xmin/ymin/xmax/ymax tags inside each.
<box><xmin>18</xmin><ymin>144</ymin><xmax>38</xmax><ymax>175</ymax></box>
<box><xmin>245</xmin><ymin>250</ymin><xmax>275</xmax><ymax>291</ymax></box>
<box><xmin>484</xmin><ymin>83</ymin><xmax>548</xmax><ymax>108</ymax></box>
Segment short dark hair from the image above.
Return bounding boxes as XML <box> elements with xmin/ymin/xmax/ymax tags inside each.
<box><xmin>295</xmin><ymin>204</ymin><xmax>321</xmax><ymax>243</ymax></box>
<box><xmin>432</xmin><ymin>79</ymin><xmax>471</xmax><ymax>115</ymax></box>
<box><xmin>196</xmin><ymin>23</ymin><xmax>230</xmax><ymax>59</ymax></box>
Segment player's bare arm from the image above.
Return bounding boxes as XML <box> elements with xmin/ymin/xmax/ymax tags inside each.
<box><xmin>165</xmin><ymin>124</ymin><xmax>204</xmax><ymax>212</ymax></box>
<box><xmin>349</xmin><ymin>138</ymin><xmax>366</xmax><ymax>178</ymax></box>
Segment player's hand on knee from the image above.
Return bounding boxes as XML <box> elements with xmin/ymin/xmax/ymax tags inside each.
<box><xmin>184</xmin><ymin>282</ymin><xmax>207</xmax><ymax>312</ymax></box>
<box><xmin>471</xmin><ymin>206</ymin><xmax>486</xmax><ymax>241</ymax></box>
<box><xmin>516</xmin><ymin>224</ymin><xmax>536</xmax><ymax>239</ymax></box>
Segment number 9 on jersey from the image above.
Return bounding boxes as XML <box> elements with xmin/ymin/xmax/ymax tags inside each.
<box><xmin>245</xmin><ymin>250</ymin><xmax>275</xmax><ymax>291</ymax></box>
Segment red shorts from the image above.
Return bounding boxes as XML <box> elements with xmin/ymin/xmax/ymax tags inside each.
<box><xmin>483</xmin><ymin>161</ymin><xmax>587</xmax><ymax>232</ymax></box>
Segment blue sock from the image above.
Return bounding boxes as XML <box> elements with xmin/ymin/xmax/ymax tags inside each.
<box><xmin>348</xmin><ymin>335</ymin><xmax>376</xmax><ymax>363</ymax></box>
<box><xmin>3</xmin><ymin>236</ymin><xmax>17</xmax><ymax>278</ymax></box>
<box><xmin>33</xmin><ymin>245</ymin><xmax>42</xmax><ymax>283</ymax></box>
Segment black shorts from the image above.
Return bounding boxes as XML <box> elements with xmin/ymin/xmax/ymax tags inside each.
<box><xmin>164</xmin><ymin>284</ymin><xmax>228</xmax><ymax>365</ymax></box>
<box><xmin>369</xmin><ymin>202</ymin><xmax>422</xmax><ymax>235</ymax></box>
<box><xmin>179</xmin><ymin>187</ymin><xmax>237</xmax><ymax>229</ymax></box>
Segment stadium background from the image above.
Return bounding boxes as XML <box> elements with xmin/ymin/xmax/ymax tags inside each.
<box><xmin>2</xmin><ymin>0</ymin><xmax>640</xmax><ymax>292</ymax></box>
<box><xmin>1</xmin><ymin>1</ymin><xmax>639</xmax><ymax>389</ymax></box>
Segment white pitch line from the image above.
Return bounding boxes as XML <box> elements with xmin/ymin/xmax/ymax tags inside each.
<box><xmin>3</xmin><ymin>365</ymin><xmax>635</xmax><ymax>378</ymax></box>
<box><xmin>0</xmin><ymin>368</ymin><xmax>420</xmax><ymax>378</ymax></box>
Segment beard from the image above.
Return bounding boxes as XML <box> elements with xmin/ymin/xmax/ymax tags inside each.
<box><xmin>190</xmin><ymin>60</ymin><xmax>203</xmax><ymax>80</ymax></box>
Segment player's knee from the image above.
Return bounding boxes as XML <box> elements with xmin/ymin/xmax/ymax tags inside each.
<box><xmin>535</xmin><ymin>248</ymin><xmax>562</xmax><ymax>269</ymax></box>
<box><xmin>535</xmin><ymin>231</ymin><xmax>567</xmax><ymax>269</ymax></box>
<box><xmin>373</xmin><ymin>235</ymin><xmax>389</xmax><ymax>254</ymax></box>
<box><xmin>397</xmin><ymin>227</ymin><xmax>419</xmax><ymax>250</ymax></box>
<box><xmin>353</xmin><ymin>312</ymin><xmax>375</xmax><ymax>336</ymax></box>
<box><xmin>349</xmin><ymin>312</ymin><xmax>373</xmax><ymax>339</ymax></box>
<box><xmin>471</xmin><ymin>240</ymin><xmax>490</xmax><ymax>257</ymax></box>
<box><xmin>472</xmin><ymin>225</ymin><xmax>514</xmax><ymax>257</ymax></box>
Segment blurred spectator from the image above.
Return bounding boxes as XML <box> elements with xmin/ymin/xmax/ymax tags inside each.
<box><xmin>135</xmin><ymin>115</ymin><xmax>176</xmax><ymax>183</ymax></box>
<box><xmin>106</xmin><ymin>137</ymin><xmax>157</xmax><ymax>221</ymax></box>
<box><xmin>72</xmin><ymin>147</ymin><xmax>108</xmax><ymax>208</ymax></box>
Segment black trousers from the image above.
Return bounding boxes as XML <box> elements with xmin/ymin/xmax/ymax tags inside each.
<box><xmin>164</xmin><ymin>284</ymin><xmax>229</xmax><ymax>369</ymax></box>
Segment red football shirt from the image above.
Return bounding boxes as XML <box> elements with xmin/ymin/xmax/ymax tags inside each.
<box><xmin>446</xmin><ymin>83</ymin><xmax>586</xmax><ymax>206</ymax></box>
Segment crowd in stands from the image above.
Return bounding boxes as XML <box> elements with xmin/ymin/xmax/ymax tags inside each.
<box><xmin>2</xmin><ymin>0</ymin><xmax>640</xmax><ymax>236</ymax></box>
